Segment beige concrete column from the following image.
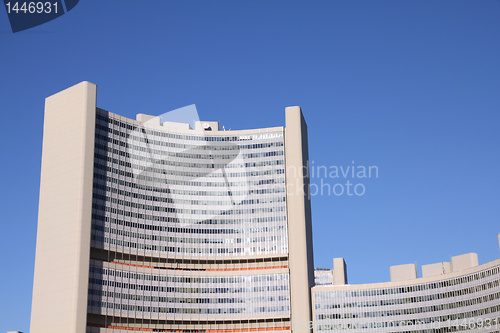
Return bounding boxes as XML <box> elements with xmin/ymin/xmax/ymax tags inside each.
<box><xmin>285</xmin><ymin>106</ymin><xmax>314</xmax><ymax>333</ymax></box>
<box><xmin>30</xmin><ymin>82</ymin><xmax>97</xmax><ymax>333</ymax></box>
<box><xmin>333</xmin><ymin>258</ymin><xmax>348</xmax><ymax>285</ymax></box>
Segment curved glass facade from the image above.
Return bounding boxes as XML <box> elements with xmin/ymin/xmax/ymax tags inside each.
<box><xmin>88</xmin><ymin>263</ymin><xmax>290</xmax><ymax>317</ymax></box>
<box><xmin>87</xmin><ymin>109</ymin><xmax>293</xmax><ymax>332</ymax></box>
<box><xmin>91</xmin><ymin>111</ymin><xmax>288</xmax><ymax>258</ymax></box>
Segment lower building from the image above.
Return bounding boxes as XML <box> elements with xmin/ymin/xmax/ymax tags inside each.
<box><xmin>312</xmin><ymin>237</ymin><xmax>500</xmax><ymax>333</ymax></box>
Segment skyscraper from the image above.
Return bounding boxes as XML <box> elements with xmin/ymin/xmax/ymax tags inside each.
<box><xmin>30</xmin><ymin>82</ymin><xmax>314</xmax><ymax>333</ymax></box>
<box><xmin>30</xmin><ymin>81</ymin><xmax>500</xmax><ymax>333</ymax></box>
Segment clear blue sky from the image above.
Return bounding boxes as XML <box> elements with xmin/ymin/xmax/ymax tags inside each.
<box><xmin>1</xmin><ymin>1</ymin><xmax>499</xmax><ymax>332</ymax></box>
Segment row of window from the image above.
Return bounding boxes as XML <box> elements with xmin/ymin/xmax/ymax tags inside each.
<box><xmin>94</xmin><ymin>164</ymin><xmax>284</xmax><ymax>188</ymax></box>
<box><xmin>95</xmin><ymin>160</ymin><xmax>285</xmax><ymax>181</ymax></box>
<box><xmin>94</xmin><ymin>162</ymin><xmax>246</xmax><ymax>185</ymax></box>
<box><xmin>95</xmin><ymin>205</ymin><xmax>286</xmax><ymax>219</ymax></box>
<box><xmin>92</xmin><ymin>237</ymin><xmax>285</xmax><ymax>254</ymax></box>
<box><xmin>96</xmin><ymin>125</ymin><xmax>284</xmax><ymax>145</ymax></box>
<box><xmin>97</xmin><ymin>131</ymin><xmax>284</xmax><ymax>151</ymax></box>
<box><xmin>317</xmin><ymin>291</ymin><xmax>500</xmax><ymax>320</ymax></box>
<box><xmin>103</xmin><ymin>135</ymin><xmax>283</xmax><ymax>153</ymax></box>
<box><xmin>121</xmin><ymin>172</ymin><xmax>280</xmax><ymax>189</ymax></box>
<box><xmin>316</xmin><ymin>313</ymin><xmax>500</xmax><ymax>332</ymax></box>
<box><xmin>88</xmin><ymin>289</ymin><xmax>289</xmax><ymax>304</ymax></box>
<box><xmin>93</xmin><ymin>214</ymin><xmax>286</xmax><ymax>226</ymax></box>
<box><xmin>90</xmin><ymin>266</ymin><xmax>289</xmax><ymax>283</ymax></box>
<box><xmin>96</xmin><ymin>194</ymin><xmax>286</xmax><ymax>209</ymax></box>
<box><xmin>94</xmin><ymin>186</ymin><xmax>285</xmax><ymax>205</ymax></box>
<box><xmin>95</xmin><ymin>151</ymin><xmax>285</xmax><ymax>170</ymax></box>
<box><xmin>94</xmin><ymin>226</ymin><xmax>285</xmax><ymax>244</ymax></box>
<box><xmin>96</xmin><ymin>139</ymin><xmax>284</xmax><ymax>161</ymax></box>
<box><xmin>93</xmin><ymin>181</ymin><xmax>286</xmax><ymax>197</ymax></box>
<box><xmin>93</xmin><ymin>205</ymin><xmax>285</xmax><ymax>223</ymax></box>
<box><xmin>88</xmin><ymin>299</ymin><xmax>290</xmax><ymax>315</ymax></box>
<box><xmin>89</xmin><ymin>278</ymin><xmax>290</xmax><ymax>293</ymax></box>
<box><xmin>93</xmin><ymin>216</ymin><xmax>287</xmax><ymax>233</ymax></box>
<box><xmin>94</xmin><ymin>202</ymin><xmax>286</xmax><ymax>216</ymax></box>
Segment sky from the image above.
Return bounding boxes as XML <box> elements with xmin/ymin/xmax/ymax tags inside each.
<box><xmin>1</xmin><ymin>1</ymin><xmax>499</xmax><ymax>332</ymax></box>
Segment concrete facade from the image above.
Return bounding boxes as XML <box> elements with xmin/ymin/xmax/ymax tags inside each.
<box><xmin>285</xmin><ymin>106</ymin><xmax>315</xmax><ymax>333</ymax></box>
<box><xmin>31</xmin><ymin>82</ymin><xmax>96</xmax><ymax>333</ymax></box>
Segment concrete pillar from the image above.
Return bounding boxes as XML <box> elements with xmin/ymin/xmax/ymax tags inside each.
<box><xmin>285</xmin><ymin>106</ymin><xmax>314</xmax><ymax>333</ymax></box>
